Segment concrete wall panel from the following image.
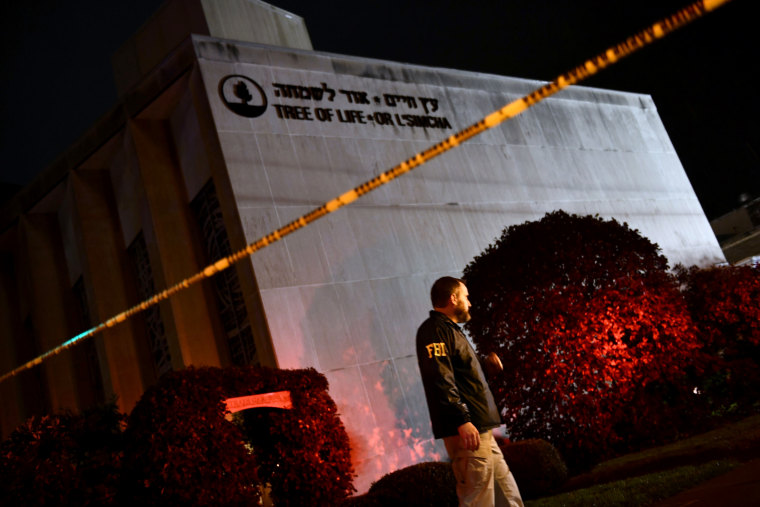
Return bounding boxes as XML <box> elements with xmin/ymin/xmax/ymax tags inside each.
<box><xmin>280</xmin><ymin>206</ymin><xmax>333</xmax><ymax>286</ymax></box>
<box><xmin>217</xmin><ymin>131</ymin><xmax>273</xmax><ymax>207</ymax></box>
<box><xmin>110</xmin><ymin>132</ymin><xmax>146</xmax><ymax>247</ymax></box>
<box><xmin>170</xmin><ymin>87</ymin><xmax>213</xmax><ymax>200</ymax></box>
<box><xmin>240</xmin><ymin>207</ymin><xmax>294</xmax><ymax>289</ymax></box>
<box><xmin>258</xmin><ymin>285</ymin><xmax>316</xmax><ymax>369</ymax></box>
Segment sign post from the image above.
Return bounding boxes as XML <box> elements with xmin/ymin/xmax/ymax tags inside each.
<box><xmin>224</xmin><ymin>391</ymin><xmax>293</xmax><ymax>413</ymax></box>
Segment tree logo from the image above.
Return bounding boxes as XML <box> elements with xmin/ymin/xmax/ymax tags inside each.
<box><xmin>218</xmin><ymin>75</ymin><xmax>268</xmax><ymax>118</ymax></box>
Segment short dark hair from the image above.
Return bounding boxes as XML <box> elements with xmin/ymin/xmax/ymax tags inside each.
<box><xmin>431</xmin><ymin>276</ymin><xmax>464</xmax><ymax>308</ymax></box>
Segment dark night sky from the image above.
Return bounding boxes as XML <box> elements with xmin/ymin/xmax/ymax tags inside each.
<box><xmin>1</xmin><ymin>0</ymin><xmax>757</xmax><ymax>219</ymax></box>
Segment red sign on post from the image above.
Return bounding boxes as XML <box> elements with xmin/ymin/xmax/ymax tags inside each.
<box><xmin>224</xmin><ymin>391</ymin><xmax>293</xmax><ymax>413</ymax></box>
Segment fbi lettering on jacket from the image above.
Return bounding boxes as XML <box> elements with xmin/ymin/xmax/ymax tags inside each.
<box><xmin>425</xmin><ymin>342</ymin><xmax>448</xmax><ymax>358</ymax></box>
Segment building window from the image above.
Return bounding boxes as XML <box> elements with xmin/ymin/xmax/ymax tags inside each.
<box><xmin>191</xmin><ymin>181</ymin><xmax>257</xmax><ymax>365</ymax></box>
<box><xmin>127</xmin><ymin>233</ymin><xmax>172</xmax><ymax>376</ymax></box>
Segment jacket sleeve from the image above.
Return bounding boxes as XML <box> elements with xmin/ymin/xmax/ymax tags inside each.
<box><xmin>418</xmin><ymin>324</ymin><xmax>471</xmax><ymax>429</ymax></box>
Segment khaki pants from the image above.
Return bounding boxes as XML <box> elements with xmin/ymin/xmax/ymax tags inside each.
<box><xmin>443</xmin><ymin>430</ymin><xmax>524</xmax><ymax>507</ymax></box>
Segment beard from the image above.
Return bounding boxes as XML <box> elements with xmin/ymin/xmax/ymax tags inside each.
<box><xmin>453</xmin><ymin>301</ymin><xmax>471</xmax><ymax>323</ymax></box>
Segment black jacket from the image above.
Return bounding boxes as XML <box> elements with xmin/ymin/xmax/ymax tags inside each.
<box><xmin>416</xmin><ymin>310</ymin><xmax>502</xmax><ymax>439</ymax></box>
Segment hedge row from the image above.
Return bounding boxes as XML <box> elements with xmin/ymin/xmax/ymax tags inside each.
<box><xmin>1</xmin><ymin>366</ymin><xmax>355</xmax><ymax>506</ymax></box>
<box><xmin>343</xmin><ymin>438</ymin><xmax>567</xmax><ymax>505</ymax></box>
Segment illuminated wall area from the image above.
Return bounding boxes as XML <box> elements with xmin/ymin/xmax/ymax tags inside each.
<box><xmin>0</xmin><ymin>0</ymin><xmax>724</xmax><ymax>494</ymax></box>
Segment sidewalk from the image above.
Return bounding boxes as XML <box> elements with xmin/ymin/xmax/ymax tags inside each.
<box><xmin>651</xmin><ymin>458</ymin><xmax>760</xmax><ymax>507</ymax></box>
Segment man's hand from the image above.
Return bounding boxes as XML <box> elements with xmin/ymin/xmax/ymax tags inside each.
<box><xmin>457</xmin><ymin>422</ymin><xmax>481</xmax><ymax>451</ymax></box>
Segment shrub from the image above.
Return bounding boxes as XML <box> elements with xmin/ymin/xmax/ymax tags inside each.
<box><xmin>121</xmin><ymin>365</ymin><xmax>355</xmax><ymax>506</ymax></box>
<box><xmin>0</xmin><ymin>402</ymin><xmax>125</xmax><ymax>506</ymax></box>
<box><xmin>463</xmin><ymin>211</ymin><xmax>700</xmax><ymax>470</ymax></box>
<box><xmin>677</xmin><ymin>264</ymin><xmax>760</xmax><ymax>415</ymax></box>
<box><xmin>677</xmin><ymin>264</ymin><xmax>760</xmax><ymax>350</ymax></box>
<box><xmin>121</xmin><ymin>366</ymin><xmax>260</xmax><ymax>506</ymax></box>
<box><xmin>498</xmin><ymin>438</ymin><xmax>568</xmax><ymax>499</ymax></box>
<box><xmin>365</xmin><ymin>461</ymin><xmax>457</xmax><ymax>506</ymax></box>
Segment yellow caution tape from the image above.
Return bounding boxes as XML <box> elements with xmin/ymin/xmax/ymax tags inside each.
<box><xmin>0</xmin><ymin>0</ymin><xmax>732</xmax><ymax>384</ymax></box>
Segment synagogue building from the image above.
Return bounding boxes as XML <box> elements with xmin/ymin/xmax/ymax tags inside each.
<box><xmin>0</xmin><ymin>0</ymin><xmax>724</xmax><ymax>492</ymax></box>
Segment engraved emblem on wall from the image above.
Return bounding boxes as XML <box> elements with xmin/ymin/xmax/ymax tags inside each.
<box><xmin>218</xmin><ymin>75</ymin><xmax>268</xmax><ymax>118</ymax></box>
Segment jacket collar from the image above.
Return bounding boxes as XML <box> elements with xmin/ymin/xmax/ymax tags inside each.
<box><xmin>430</xmin><ymin>310</ymin><xmax>460</xmax><ymax>329</ymax></box>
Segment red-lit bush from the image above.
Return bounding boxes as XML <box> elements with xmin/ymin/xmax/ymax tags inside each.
<box><xmin>121</xmin><ymin>365</ymin><xmax>355</xmax><ymax>506</ymax></box>
<box><xmin>677</xmin><ymin>264</ymin><xmax>760</xmax><ymax>351</ymax></box>
<box><xmin>463</xmin><ymin>211</ymin><xmax>700</xmax><ymax>469</ymax></box>
<box><xmin>677</xmin><ymin>264</ymin><xmax>760</xmax><ymax>414</ymax></box>
<box><xmin>121</xmin><ymin>367</ymin><xmax>260</xmax><ymax>506</ymax></box>
<box><xmin>0</xmin><ymin>403</ymin><xmax>125</xmax><ymax>506</ymax></box>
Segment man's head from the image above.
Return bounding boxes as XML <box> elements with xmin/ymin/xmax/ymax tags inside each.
<box><xmin>430</xmin><ymin>276</ymin><xmax>471</xmax><ymax>323</ymax></box>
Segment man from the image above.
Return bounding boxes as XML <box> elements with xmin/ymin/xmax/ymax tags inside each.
<box><xmin>416</xmin><ymin>276</ymin><xmax>523</xmax><ymax>507</ymax></box>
